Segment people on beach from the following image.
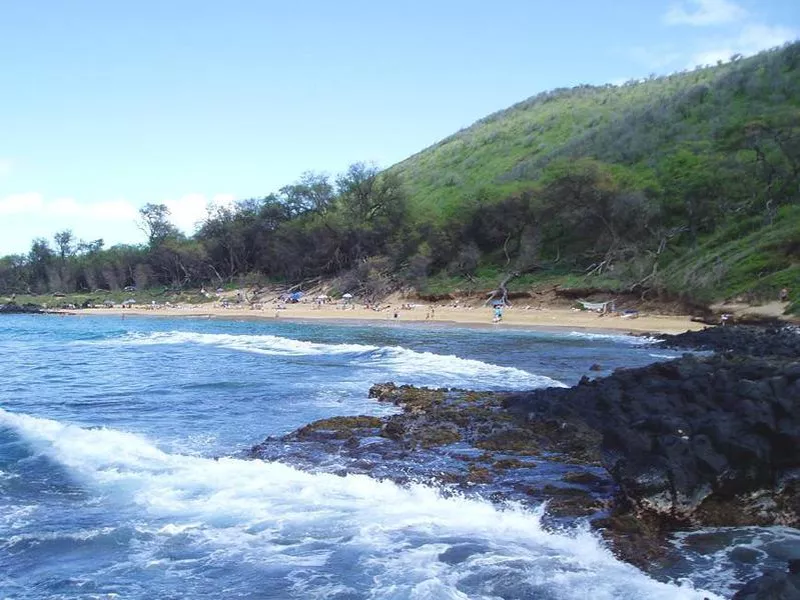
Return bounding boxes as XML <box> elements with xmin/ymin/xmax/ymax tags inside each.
<box><xmin>780</xmin><ymin>287</ymin><xmax>789</xmax><ymax>302</ymax></box>
<box><xmin>492</xmin><ymin>305</ymin><xmax>503</xmax><ymax>323</ymax></box>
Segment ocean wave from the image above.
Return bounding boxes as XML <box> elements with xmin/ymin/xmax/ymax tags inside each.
<box><xmin>566</xmin><ymin>331</ymin><xmax>660</xmax><ymax>345</ymax></box>
<box><xmin>83</xmin><ymin>330</ymin><xmax>565</xmax><ymax>390</ymax></box>
<box><xmin>0</xmin><ymin>409</ymin><xmax>719</xmax><ymax>599</ymax></box>
<box><xmin>365</xmin><ymin>345</ymin><xmax>565</xmax><ymax>389</ymax></box>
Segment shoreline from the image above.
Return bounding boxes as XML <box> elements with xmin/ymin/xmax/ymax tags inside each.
<box><xmin>53</xmin><ymin>304</ymin><xmax>708</xmax><ymax>335</ymax></box>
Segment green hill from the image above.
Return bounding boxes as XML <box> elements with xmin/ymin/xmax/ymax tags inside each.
<box><xmin>390</xmin><ymin>42</ymin><xmax>800</xmax><ymax>308</ymax></box>
<box><xmin>394</xmin><ymin>45</ymin><xmax>799</xmax><ymax>217</ymax></box>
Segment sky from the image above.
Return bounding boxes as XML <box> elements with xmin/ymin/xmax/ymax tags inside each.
<box><xmin>1</xmin><ymin>0</ymin><xmax>797</xmax><ymax>255</ymax></box>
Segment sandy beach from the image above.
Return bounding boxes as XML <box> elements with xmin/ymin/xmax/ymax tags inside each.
<box><xmin>64</xmin><ymin>302</ymin><xmax>708</xmax><ymax>335</ymax></box>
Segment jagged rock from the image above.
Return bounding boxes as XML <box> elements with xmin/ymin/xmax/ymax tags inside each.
<box><xmin>660</xmin><ymin>324</ymin><xmax>800</xmax><ymax>358</ymax></box>
<box><xmin>506</xmin><ymin>353</ymin><xmax>800</xmax><ymax>527</ymax></box>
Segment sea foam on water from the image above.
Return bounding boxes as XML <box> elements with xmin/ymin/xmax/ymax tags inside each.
<box><xmin>84</xmin><ymin>330</ymin><xmax>566</xmax><ymax>390</ymax></box>
<box><xmin>0</xmin><ymin>408</ymin><xmax>719</xmax><ymax>599</ymax></box>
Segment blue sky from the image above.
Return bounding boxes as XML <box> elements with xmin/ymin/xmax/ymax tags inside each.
<box><xmin>1</xmin><ymin>0</ymin><xmax>797</xmax><ymax>255</ymax></box>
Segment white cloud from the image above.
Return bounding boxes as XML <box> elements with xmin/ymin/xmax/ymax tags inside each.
<box><xmin>162</xmin><ymin>193</ymin><xmax>236</xmax><ymax>234</ymax></box>
<box><xmin>89</xmin><ymin>199</ymin><xmax>139</xmax><ymax>221</ymax></box>
<box><xmin>48</xmin><ymin>197</ymin><xmax>83</xmax><ymax>216</ymax></box>
<box><xmin>736</xmin><ymin>23</ymin><xmax>798</xmax><ymax>53</ymax></box>
<box><xmin>687</xmin><ymin>23</ymin><xmax>798</xmax><ymax>66</ymax></box>
<box><xmin>664</xmin><ymin>0</ymin><xmax>747</xmax><ymax>26</ymax></box>
<box><xmin>0</xmin><ymin>193</ymin><xmax>238</xmax><ymax>255</ymax></box>
<box><xmin>0</xmin><ymin>192</ymin><xmax>44</xmax><ymax>215</ymax></box>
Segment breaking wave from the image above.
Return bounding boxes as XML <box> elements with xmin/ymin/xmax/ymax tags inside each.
<box><xmin>0</xmin><ymin>409</ymin><xmax>718</xmax><ymax>599</ymax></box>
<box><xmin>83</xmin><ymin>330</ymin><xmax>566</xmax><ymax>390</ymax></box>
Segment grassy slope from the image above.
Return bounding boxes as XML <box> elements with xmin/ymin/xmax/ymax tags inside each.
<box><xmin>392</xmin><ymin>65</ymin><xmax>730</xmax><ymax>217</ymax></box>
<box><xmin>390</xmin><ymin>44</ymin><xmax>800</xmax><ymax>309</ymax></box>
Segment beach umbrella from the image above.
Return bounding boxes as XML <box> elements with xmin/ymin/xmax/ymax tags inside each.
<box><xmin>342</xmin><ymin>293</ymin><xmax>353</xmax><ymax>299</ymax></box>
<box><xmin>316</xmin><ymin>295</ymin><xmax>329</xmax><ymax>300</ymax></box>
<box><xmin>124</xmin><ymin>298</ymin><xmax>137</xmax><ymax>304</ymax></box>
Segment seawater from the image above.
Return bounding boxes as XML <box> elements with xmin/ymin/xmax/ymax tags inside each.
<box><xmin>0</xmin><ymin>314</ymin><xmax>793</xmax><ymax>599</ymax></box>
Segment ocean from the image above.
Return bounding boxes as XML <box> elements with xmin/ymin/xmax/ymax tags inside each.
<box><xmin>0</xmin><ymin>314</ymin><xmax>796</xmax><ymax>599</ymax></box>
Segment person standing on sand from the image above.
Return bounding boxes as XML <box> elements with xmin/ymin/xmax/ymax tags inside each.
<box><xmin>780</xmin><ymin>287</ymin><xmax>789</xmax><ymax>302</ymax></box>
<box><xmin>493</xmin><ymin>305</ymin><xmax>503</xmax><ymax>323</ymax></box>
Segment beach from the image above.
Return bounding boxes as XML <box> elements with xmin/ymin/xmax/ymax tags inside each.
<box><xmin>65</xmin><ymin>301</ymin><xmax>707</xmax><ymax>335</ymax></box>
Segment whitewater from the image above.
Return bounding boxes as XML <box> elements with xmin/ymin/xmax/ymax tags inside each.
<box><xmin>0</xmin><ymin>314</ymin><xmax>790</xmax><ymax>598</ymax></box>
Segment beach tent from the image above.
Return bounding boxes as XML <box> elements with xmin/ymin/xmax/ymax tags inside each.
<box><xmin>289</xmin><ymin>292</ymin><xmax>303</xmax><ymax>302</ymax></box>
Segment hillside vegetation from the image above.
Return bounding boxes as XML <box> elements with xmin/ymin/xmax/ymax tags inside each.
<box><xmin>1</xmin><ymin>43</ymin><xmax>798</xmax><ymax>312</ymax></box>
<box><xmin>391</xmin><ymin>42</ymin><xmax>800</xmax><ymax>306</ymax></box>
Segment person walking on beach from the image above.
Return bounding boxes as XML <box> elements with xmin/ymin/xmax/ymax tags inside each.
<box><xmin>493</xmin><ymin>305</ymin><xmax>503</xmax><ymax>323</ymax></box>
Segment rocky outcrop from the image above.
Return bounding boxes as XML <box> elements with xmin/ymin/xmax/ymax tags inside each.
<box><xmin>249</xmin><ymin>383</ymin><xmax>608</xmax><ymax>517</ymax></box>
<box><xmin>0</xmin><ymin>302</ymin><xmax>44</xmax><ymax>314</ymax></box>
<box><xmin>252</xmin><ymin>349</ymin><xmax>800</xmax><ymax>533</ymax></box>
<box><xmin>660</xmin><ymin>324</ymin><xmax>800</xmax><ymax>358</ymax></box>
<box><xmin>249</xmin><ymin>325</ymin><xmax>800</xmax><ymax>578</ymax></box>
<box><xmin>507</xmin><ymin>353</ymin><xmax>800</xmax><ymax>527</ymax></box>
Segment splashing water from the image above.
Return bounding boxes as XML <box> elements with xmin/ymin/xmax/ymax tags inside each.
<box><xmin>0</xmin><ymin>409</ymin><xmax>717</xmax><ymax>599</ymax></box>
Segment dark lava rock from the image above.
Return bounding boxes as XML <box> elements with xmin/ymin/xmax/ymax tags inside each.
<box><xmin>660</xmin><ymin>324</ymin><xmax>800</xmax><ymax>358</ymax></box>
<box><xmin>733</xmin><ymin>559</ymin><xmax>800</xmax><ymax>599</ymax></box>
<box><xmin>0</xmin><ymin>302</ymin><xmax>43</xmax><ymax>314</ymax></box>
<box><xmin>505</xmin><ymin>353</ymin><xmax>800</xmax><ymax>527</ymax></box>
<box><xmin>248</xmin><ymin>382</ymin><xmax>611</xmax><ymax>518</ymax></box>
<box><xmin>248</xmin><ymin>349</ymin><xmax>800</xmax><ymax>573</ymax></box>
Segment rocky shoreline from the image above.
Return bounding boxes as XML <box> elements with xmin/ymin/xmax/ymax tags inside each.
<box><xmin>248</xmin><ymin>325</ymin><xmax>800</xmax><ymax>596</ymax></box>
<box><xmin>0</xmin><ymin>302</ymin><xmax>45</xmax><ymax>314</ymax></box>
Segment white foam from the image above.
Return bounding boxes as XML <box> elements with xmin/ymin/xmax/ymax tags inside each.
<box><xmin>669</xmin><ymin>526</ymin><xmax>800</xmax><ymax>597</ymax></box>
<box><xmin>84</xmin><ymin>330</ymin><xmax>565</xmax><ymax>390</ymax></box>
<box><xmin>362</xmin><ymin>345</ymin><xmax>566</xmax><ymax>389</ymax></box>
<box><xmin>566</xmin><ymin>331</ymin><xmax>660</xmax><ymax>345</ymax></box>
<box><xmin>106</xmin><ymin>330</ymin><xmax>376</xmax><ymax>356</ymax></box>
<box><xmin>1</xmin><ymin>409</ymin><xmax>719</xmax><ymax>599</ymax></box>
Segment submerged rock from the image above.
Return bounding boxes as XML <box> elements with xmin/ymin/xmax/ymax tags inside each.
<box><xmin>249</xmin><ymin>382</ymin><xmax>609</xmax><ymax>516</ymax></box>
<box><xmin>733</xmin><ymin>559</ymin><xmax>800</xmax><ymax>599</ymax></box>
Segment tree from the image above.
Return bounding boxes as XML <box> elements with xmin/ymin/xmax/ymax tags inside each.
<box><xmin>278</xmin><ymin>171</ymin><xmax>334</xmax><ymax>216</ymax></box>
<box><xmin>138</xmin><ymin>203</ymin><xmax>179</xmax><ymax>246</ymax></box>
<box><xmin>53</xmin><ymin>230</ymin><xmax>74</xmax><ymax>260</ymax></box>
<box><xmin>27</xmin><ymin>238</ymin><xmax>54</xmax><ymax>293</ymax></box>
<box><xmin>76</xmin><ymin>239</ymin><xmax>104</xmax><ymax>255</ymax></box>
